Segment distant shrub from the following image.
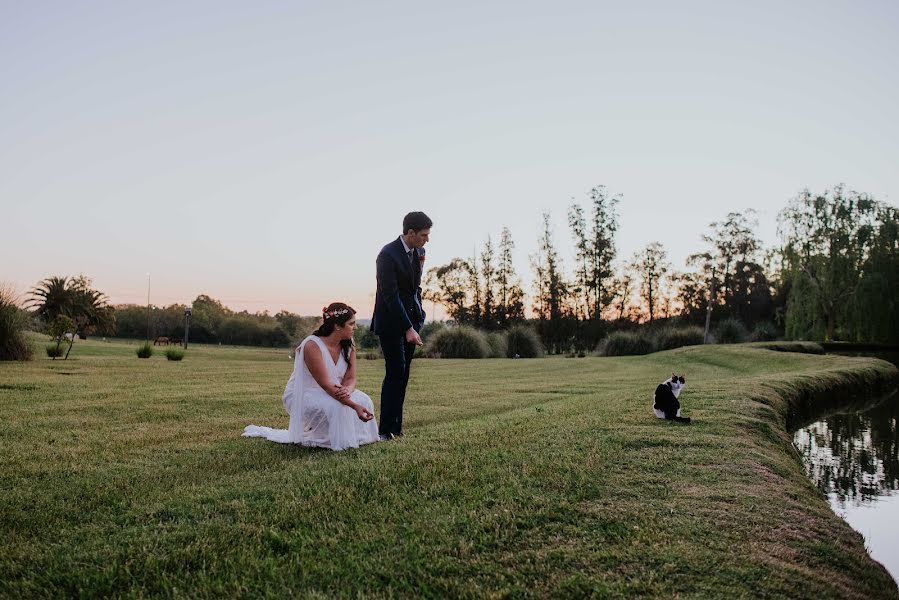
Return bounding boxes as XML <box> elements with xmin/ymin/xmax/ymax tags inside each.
<box><xmin>136</xmin><ymin>342</ymin><xmax>153</xmax><ymax>358</ymax></box>
<box><xmin>714</xmin><ymin>318</ymin><xmax>748</xmax><ymax>344</ymax></box>
<box><xmin>165</xmin><ymin>348</ymin><xmax>185</xmax><ymax>361</ymax></box>
<box><xmin>354</xmin><ymin>326</ymin><xmax>380</xmax><ymax>350</ymax></box>
<box><xmin>0</xmin><ymin>288</ymin><xmax>33</xmax><ymax>361</ymax></box>
<box><xmin>505</xmin><ymin>325</ymin><xmax>544</xmax><ymax>358</ymax></box>
<box><xmin>419</xmin><ymin>321</ymin><xmax>447</xmax><ymax>343</ymax></box>
<box><xmin>427</xmin><ymin>326</ymin><xmax>489</xmax><ymax>359</ymax></box>
<box><xmin>749</xmin><ymin>322</ymin><xmax>779</xmax><ymax>342</ymax></box>
<box><xmin>598</xmin><ymin>330</ymin><xmax>656</xmax><ymax>356</ymax></box>
<box><xmin>655</xmin><ymin>326</ymin><xmax>705</xmax><ymax>351</ymax></box>
<box><xmin>485</xmin><ymin>331</ymin><xmax>508</xmax><ymax>358</ymax></box>
<box><xmin>45</xmin><ymin>344</ymin><xmax>63</xmax><ymax>358</ymax></box>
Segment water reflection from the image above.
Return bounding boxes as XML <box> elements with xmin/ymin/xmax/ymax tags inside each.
<box><xmin>793</xmin><ymin>394</ymin><xmax>899</xmax><ymax>508</ymax></box>
<box><xmin>793</xmin><ymin>391</ymin><xmax>899</xmax><ymax>583</ymax></box>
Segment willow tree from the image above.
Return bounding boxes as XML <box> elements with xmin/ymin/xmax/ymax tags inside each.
<box><xmin>777</xmin><ymin>185</ymin><xmax>881</xmax><ymax>341</ymax></box>
<box><xmin>852</xmin><ymin>204</ymin><xmax>899</xmax><ymax>343</ymax></box>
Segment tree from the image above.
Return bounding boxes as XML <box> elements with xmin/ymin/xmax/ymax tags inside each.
<box><xmin>673</xmin><ymin>270</ymin><xmax>709</xmax><ymax>322</ymax></box>
<box><xmin>568</xmin><ymin>186</ymin><xmax>620</xmax><ymax>320</ymax></box>
<box><xmin>467</xmin><ymin>249</ymin><xmax>482</xmax><ymax>327</ymax></box>
<box><xmin>531</xmin><ymin>212</ymin><xmax>569</xmax><ymax>323</ymax></box>
<box><xmin>778</xmin><ymin>185</ymin><xmax>881</xmax><ymax>341</ymax></box>
<box><xmin>853</xmin><ymin>205</ymin><xmax>899</xmax><ymax>343</ymax></box>
<box><xmin>28</xmin><ymin>275</ymin><xmax>114</xmax><ymax>339</ymax></box>
<box><xmin>48</xmin><ymin>314</ymin><xmax>75</xmax><ymax>360</ymax></box>
<box><xmin>729</xmin><ymin>261</ymin><xmax>773</xmax><ymax>327</ymax></box>
<box><xmin>688</xmin><ymin>210</ymin><xmax>762</xmax><ymax>317</ymax></box>
<box><xmin>496</xmin><ymin>227</ymin><xmax>525</xmax><ymax>326</ymax></box>
<box><xmin>633</xmin><ymin>242</ymin><xmax>670</xmax><ymax>323</ymax></box>
<box><xmin>531</xmin><ymin>213</ymin><xmax>574</xmax><ymax>353</ymax></box>
<box><xmin>608</xmin><ymin>262</ymin><xmax>637</xmax><ymax>321</ymax></box>
<box><xmin>427</xmin><ymin>259</ymin><xmax>477</xmax><ymax>324</ymax></box>
<box><xmin>480</xmin><ymin>236</ymin><xmax>497</xmax><ymax>329</ymax></box>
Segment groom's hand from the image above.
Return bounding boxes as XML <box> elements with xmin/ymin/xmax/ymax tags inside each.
<box><xmin>405</xmin><ymin>328</ymin><xmax>423</xmax><ymax>346</ymax></box>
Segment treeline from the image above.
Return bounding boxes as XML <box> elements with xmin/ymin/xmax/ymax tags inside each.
<box><xmin>425</xmin><ymin>184</ymin><xmax>899</xmax><ymax>352</ymax></box>
<box><xmin>113</xmin><ymin>295</ymin><xmax>321</xmax><ymax>347</ymax></box>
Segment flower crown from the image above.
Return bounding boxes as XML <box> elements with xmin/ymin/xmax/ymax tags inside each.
<box><xmin>322</xmin><ymin>306</ymin><xmax>350</xmax><ymax>320</ymax></box>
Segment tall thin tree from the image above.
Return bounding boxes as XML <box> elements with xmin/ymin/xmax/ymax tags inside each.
<box><xmin>633</xmin><ymin>242</ymin><xmax>670</xmax><ymax>323</ymax></box>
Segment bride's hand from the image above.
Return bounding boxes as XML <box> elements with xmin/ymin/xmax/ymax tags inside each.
<box><xmin>333</xmin><ymin>384</ymin><xmax>350</xmax><ymax>401</ymax></box>
<box><xmin>354</xmin><ymin>405</ymin><xmax>373</xmax><ymax>422</ymax></box>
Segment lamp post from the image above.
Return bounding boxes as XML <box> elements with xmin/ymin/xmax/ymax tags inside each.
<box><xmin>183</xmin><ymin>307</ymin><xmax>192</xmax><ymax>349</ymax></box>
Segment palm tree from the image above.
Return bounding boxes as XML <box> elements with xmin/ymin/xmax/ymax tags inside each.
<box><xmin>28</xmin><ymin>276</ymin><xmax>73</xmax><ymax>322</ymax></box>
<box><xmin>28</xmin><ymin>275</ymin><xmax>114</xmax><ymax>337</ymax></box>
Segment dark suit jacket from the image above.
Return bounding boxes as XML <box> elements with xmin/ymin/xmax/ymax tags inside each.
<box><xmin>371</xmin><ymin>237</ymin><xmax>426</xmax><ymax>336</ymax></box>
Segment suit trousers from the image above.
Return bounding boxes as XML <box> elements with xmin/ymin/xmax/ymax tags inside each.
<box><xmin>378</xmin><ymin>333</ymin><xmax>416</xmax><ymax>436</ymax></box>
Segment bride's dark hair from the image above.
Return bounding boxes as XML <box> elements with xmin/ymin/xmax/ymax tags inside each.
<box><xmin>313</xmin><ymin>302</ymin><xmax>356</xmax><ymax>362</ymax></box>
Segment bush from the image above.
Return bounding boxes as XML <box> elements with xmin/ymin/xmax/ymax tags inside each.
<box><xmin>714</xmin><ymin>318</ymin><xmax>748</xmax><ymax>344</ymax></box>
<box><xmin>485</xmin><ymin>331</ymin><xmax>508</xmax><ymax>358</ymax></box>
<box><xmin>426</xmin><ymin>326</ymin><xmax>489</xmax><ymax>359</ymax></box>
<box><xmin>505</xmin><ymin>325</ymin><xmax>544</xmax><ymax>358</ymax></box>
<box><xmin>136</xmin><ymin>342</ymin><xmax>153</xmax><ymax>358</ymax></box>
<box><xmin>354</xmin><ymin>326</ymin><xmax>380</xmax><ymax>349</ymax></box>
<box><xmin>598</xmin><ymin>330</ymin><xmax>656</xmax><ymax>356</ymax></box>
<box><xmin>749</xmin><ymin>321</ymin><xmax>779</xmax><ymax>342</ymax></box>
<box><xmin>0</xmin><ymin>289</ymin><xmax>33</xmax><ymax>361</ymax></box>
<box><xmin>655</xmin><ymin>326</ymin><xmax>705</xmax><ymax>351</ymax></box>
<box><xmin>165</xmin><ymin>348</ymin><xmax>185</xmax><ymax>361</ymax></box>
<box><xmin>45</xmin><ymin>344</ymin><xmax>63</xmax><ymax>358</ymax></box>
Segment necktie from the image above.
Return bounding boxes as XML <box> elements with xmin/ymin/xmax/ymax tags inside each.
<box><xmin>408</xmin><ymin>249</ymin><xmax>414</xmax><ymax>264</ymax></box>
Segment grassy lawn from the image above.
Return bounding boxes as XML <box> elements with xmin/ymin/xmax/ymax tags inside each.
<box><xmin>1</xmin><ymin>337</ymin><xmax>898</xmax><ymax>598</ymax></box>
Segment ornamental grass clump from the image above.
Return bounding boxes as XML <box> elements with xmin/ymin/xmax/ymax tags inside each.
<box><xmin>165</xmin><ymin>347</ymin><xmax>185</xmax><ymax>361</ymax></box>
<box><xmin>485</xmin><ymin>331</ymin><xmax>508</xmax><ymax>358</ymax></box>
<box><xmin>136</xmin><ymin>342</ymin><xmax>153</xmax><ymax>359</ymax></box>
<box><xmin>419</xmin><ymin>321</ymin><xmax>447</xmax><ymax>343</ymax></box>
<box><xmin>598</xmin><ymin>330</ymin><xmax>656</xmax><ymax>356</ymax></box>
<box><xmin>427</xmin><ymin>326</ymin><xmax>489</xmax><ymax>359</ymax></box>
<box><xmin>714</xmin><ymin>318</ymin><xmax>748</xmax><ymax>344</ymax></box>
<box><xmin>505</xmin><ymin>325</ymin><xmax>544</xmax><ymax>358</ymax></box>
<box><xmin>655</xmin><ymin>326</ymin><xmax>705</xmax><ymax>351</ymax></box>
<box><xmin>0</xmin><ymin>287</ymin><xmax>33</xmax><ymax>361</ymax></box>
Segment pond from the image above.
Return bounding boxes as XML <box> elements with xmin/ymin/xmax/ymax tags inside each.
<box><xmin>793</xmin><ymin>390</ymin><xmax>899</xmax><ymax>582</ymax></box>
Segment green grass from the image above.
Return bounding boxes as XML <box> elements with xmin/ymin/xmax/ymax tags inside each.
<box><xmin>1</xmin><ymin>338</ymin><xmax>898</xmax><ymax>598</ymax></box>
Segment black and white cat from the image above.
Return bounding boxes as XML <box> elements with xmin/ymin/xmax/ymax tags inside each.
<box><xmin>653</xmin><ymin>373</ymin><xmax>691</xmax><ymax>424</ymax></box>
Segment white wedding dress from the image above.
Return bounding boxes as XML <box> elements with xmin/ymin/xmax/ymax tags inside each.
<box><xmin>243</xmin><ymin>336</ymin><xmax>379</xmax><ymax>451</ymax></box>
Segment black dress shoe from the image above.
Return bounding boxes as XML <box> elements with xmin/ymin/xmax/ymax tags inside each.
<box><xmin>378</xmin><ymin>433</ymin><xmax>394</xmax><ymax>441</ymax></box>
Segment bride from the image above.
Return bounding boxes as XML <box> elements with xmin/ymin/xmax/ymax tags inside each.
<box><xmin>243</xmin><ymin>302</ymin><xmax>380</xmax><ymax>451</ymax></box>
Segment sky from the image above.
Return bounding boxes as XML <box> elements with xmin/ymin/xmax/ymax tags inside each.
<box><xmin>3</xmin><ymin>1</ymin><xmax>898</xmax><ymax>318</ymax></box>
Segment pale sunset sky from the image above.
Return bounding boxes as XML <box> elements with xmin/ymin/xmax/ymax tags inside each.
<box><xmin>2</xmin><ymin>1</ymin><xmax>897</xmax><ymax>318</ymax></box>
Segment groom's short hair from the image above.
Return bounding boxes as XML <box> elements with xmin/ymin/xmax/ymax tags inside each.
<box><xmin>403</xmin><ymin>212</ymin><xmax>433</xmax><ymax>234</ymax></box>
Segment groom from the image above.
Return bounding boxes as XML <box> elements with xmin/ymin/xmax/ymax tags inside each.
<box><xmin>371</xmin><ymin>211</ymin><xmax>432</xmax><ymax>440</ymax></box>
